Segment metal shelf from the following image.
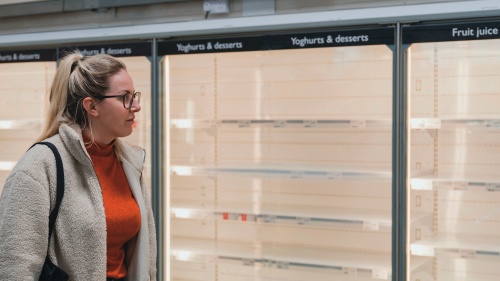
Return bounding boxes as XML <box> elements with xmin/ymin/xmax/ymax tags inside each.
<box><xmin>411</xmin><ymin>233</ymin><xmax>500</xmax><ymax>258</ymax></box>
<box><xmin>170</xmin><ymin>164</ymin><xmax>391</xmax><ymax>181</ymax></box>
<box><xmin>171</xmin><ymin>237</ymin><xmax>392</xmax><ymax>280</ymax></box>
<box><xmin>410</xmin><ymin>173</ymin><xmax>500</xmax><ymax>192</ymax></box>
<box><xmin>171</xmin><ymin>118</ymin><xmax>392</xmax><ymax>129</ymax></box>
<box><xmin>171</xmin><ymin>202</ymin><xmax>391</xmax><ymax>230</ymax></box>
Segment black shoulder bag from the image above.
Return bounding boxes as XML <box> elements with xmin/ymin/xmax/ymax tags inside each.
<box><xmin>31</xmin><ymin>142</ymin><xmax>70</xmax><ymax>281</ymax></box>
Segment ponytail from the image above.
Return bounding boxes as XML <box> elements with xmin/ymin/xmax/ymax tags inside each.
<box><xmin>37</xmin><ymin>52</ymin><xmax>82</xmax><ymax>142</ymax></box>
<box><xmin>36</xmin><ymin>51</ymin><xmax>126</xmax><ymax>142</ymax></box>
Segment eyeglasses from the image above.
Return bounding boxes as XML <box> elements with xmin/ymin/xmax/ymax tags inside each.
<box><xmin>96</xmin><ymin>92</ymin><xmax>141</xmax><ymax>109</ymax></box>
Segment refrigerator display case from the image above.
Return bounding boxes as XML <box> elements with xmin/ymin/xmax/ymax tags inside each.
<box><xmin>406</xmin><ymin>21</ymin><xmax>500</xmax><ymax>281</ymax></box>
<box><xmin>0</xmin><ymin>51</ymin><xmax>57</xmax><ymax>193</ymax></box>
<box><xmin>162</xmin><ymin>28</ymin><xmax>395</xmax><ymax>281</ymax></box>
<box><xmin>0</xmin><ymin>46</ymin><xmax>152</xmax><ymax>193</ymax></box>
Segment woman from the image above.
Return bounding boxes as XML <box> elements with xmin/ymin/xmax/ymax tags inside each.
<box><xmin>0</xmin><ymin>51</ymin><xmax>157</xmax><ymax>280</ymax></box>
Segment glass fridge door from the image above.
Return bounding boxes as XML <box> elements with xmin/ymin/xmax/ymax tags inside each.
<box><xmin>0</xmin><ymin>55</ymin><xmax>152</xmax><ymax>194</ymax></box>
<box><xmin>407</xmin><ymin>22</ymin><xmax>500</xmax><ymax>281</ymax></box>
<box><xmin>163</xmin><ymin>30</ymin><xmax>394</xmax><ymax>281</ymax></box>
<box><xmin>119</xmin><ymin>56</ymin><xmax>152</xmax><ymax>189</ymax></box>
<box><xmin>0</xmin><ymin>60</ymin><xmax>56</xmax><ymax>192</ymax></box>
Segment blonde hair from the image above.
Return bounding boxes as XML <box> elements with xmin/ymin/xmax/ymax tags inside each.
<box><xmin>36</xmin><ymin>51</ymin><xmax>126</xmax><ymax>142</ymax></box>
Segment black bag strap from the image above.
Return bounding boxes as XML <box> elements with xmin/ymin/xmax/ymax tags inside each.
<box><xmin>29</xmin><ymin>142</ymin><xmax>65</xmax><ymax>241</ymax></box>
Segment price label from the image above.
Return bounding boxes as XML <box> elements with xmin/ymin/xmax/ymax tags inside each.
<box><xmin>263</xmin><ymin>215</ymin><xmax>276</xmax><ymax>223</ymax></box>
<box><xmin>304</xmin><ymin>120</ymin><xmax>317</xmax><ymax>128</ymax></box>
<box><xmin>486</xmin><ymin>120</ymin><xmax>500</xmax><ymax>128</ymax></box>
<box><xmin>245</xmin><ymin>214</ymin><xmax>257</xmax><ymax>222</ymax></box>
<box><xmin>327</xmin><ymin>172</ymin><xmax>342</xmax><ymax>180</ymax></box>
<box><xmin>264</xmin><ymin>260</ymin><xmax>276</xmax><ymax>268</ymax></box>
<box><xmin>451</xmin><ymin>181</ymin><xmax>468</xmax><ymax>191</ymax></box>
<box><xmin>342</xmin><ymin>267</ymin><xmax>358</xmax><ymax>276</ymax></box>
<box><xmin>486</xmin><ymin>183</ymin><xmax>500</xmax><ymax>192</ymax></box>
<box><xmin>297</xmin><ymin>217</ymin><xmax>311</xmax><ymax>225</ymax></box>
<box><xmin>372</xmin><ymin>269</ymin><xmax>389</xmax><ymax>280</ymax></box>
<box><xmin>238</xmin><ymin>120</ymin><xmax>251</xmax><ymax>128</ymax></box>
<box><xmin>291</xmin><ymin>171</ymin><xmax>304</xmax><ymax>179</ymax></box>
<box><xmin>276</xmin><ymin>261</ymin><xmax>290</xmax><ymax>269</ymax></box>
<box><xmin>364</xmin><ymin>220</ymin><xmax>380</xmax><ymax>231</ymax></box>
<box><xmin>273</xmin><ymin>120</ymin><xmax>286</xmax><ymax>128</ymax></box>
<box><xmin>458</xmin><ymin>249</ymin><xmax>476</xmax><ymax>259</ymax></box>
<box><xmin>350</xmin><ymin>119</ymin><xmax>366</xmax><ymax>129</ymax></box>
<box><xmin>242</xmin><ymin>258</ymin><xmax>255</xmax><ymax>266</ymax></box>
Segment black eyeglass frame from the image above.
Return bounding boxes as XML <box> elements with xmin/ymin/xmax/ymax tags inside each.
<box><xmin>95</xmin><ymin>92</ymin><xmax>141</xmax><ymax>109</ymax></box>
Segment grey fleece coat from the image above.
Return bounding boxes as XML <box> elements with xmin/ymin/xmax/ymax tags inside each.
<box><xmin>0</xmin><ymin>123</ymin><xmax>157</xmax><ymax>280</ymax></box>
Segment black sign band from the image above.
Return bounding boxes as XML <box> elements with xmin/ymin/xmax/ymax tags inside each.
<box><xmin>403</xmin><ymin>21</ymin><xmax>500</xmax><ymax>44</ymax></box>
<box><xmin>0</xmin><ymin>49</ymin><xmax>57</xmax><ymax>63</ymax></box>
<box><xmin>159</xmin><ymin>27</ymin><xmax>394</xmax><ymax>55</ymax></box>
<box><xmin>58</xmin><ymin>42</ymin><xmax>151</xmax><ymax>58</ymax></box>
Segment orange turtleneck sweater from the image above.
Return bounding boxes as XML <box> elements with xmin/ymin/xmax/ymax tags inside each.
<box><xmin>86</xmin><ymin>140</ymin><xmax>141</xmax><ymax>279</ymax></box>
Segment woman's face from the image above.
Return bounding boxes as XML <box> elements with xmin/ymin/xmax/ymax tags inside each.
<box><xmin>91</xmin><ymin>69</ymin><xmax>141</xmax><ymax>144</ymax></box>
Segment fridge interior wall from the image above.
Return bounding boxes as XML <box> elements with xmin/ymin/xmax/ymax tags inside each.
<box><xmin>0</xmin><ymin>61</ymin><xmax>56</xmax><ymax>193</ymax></box>
<box><xmin>166</xmin><ymin>46</ymin><xmax>394</xmax><ymax>280</ymax></box>
<box><xmin>0</xmin><ymin>57</ymin><xmax>152</xmax><ymax>196</ymax></box>
<box><xmin>408</xmin><ymin>39</ymin><xmax>500</xmax><ymax>281</ymax></box>
<box><xmin>120</xmin><ymin>56</ymin><xmax>152</xmax><ymax>190</ymax></box>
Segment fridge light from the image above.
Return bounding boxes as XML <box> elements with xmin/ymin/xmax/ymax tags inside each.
<box><xmin>0</xmin><ymin>120</ymin><xmax>15</xmax><ymax>129</ymax></box>
<box><xmin>410</xmin><ymin>179</ymin><xmax>433</xmax><ymax>190</ymax></box>
<box><xmin>0</xmin><ymin>161</ymin><xmax>15</xmax><ymax>171</ymax></box>
<box><xmin>171</xmin><ymin>166</ymin><xmax>193</xmax><ymax>176</ymax></box>
<box><xmin>409</xmin><ymin>118</ymin><xmax>441</xmax><ymax>129</ymax></box>
<box><xmin>171</xmin><ymin>119</ymin><xmax>193</xmax><ymax>128</ymax></box>
<box><xmin>172</xmin><ymin>208</ymin><xmax>197</xmax><ymax>219</ymax></box>
<box><xmin>173</xmin><ymin>250</ymin><xmax>192</xmax><ymax>261</ymax></box>
<box><xmin>410</xmin><ymin>244</ymin><xmax>435</xmax><ymax>256</ymax></box>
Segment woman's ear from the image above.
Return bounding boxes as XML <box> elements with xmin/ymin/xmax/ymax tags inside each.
<box><xmin>82</xmin><ymin>97</ymin><xmax>99</xmax><ymax>117</ymax></box>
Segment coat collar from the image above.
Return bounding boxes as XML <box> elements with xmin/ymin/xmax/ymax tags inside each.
<box><xmin>57</xmin><ymin>123</ymin><xmax>145</xmax><ymax>172</ymax></box>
